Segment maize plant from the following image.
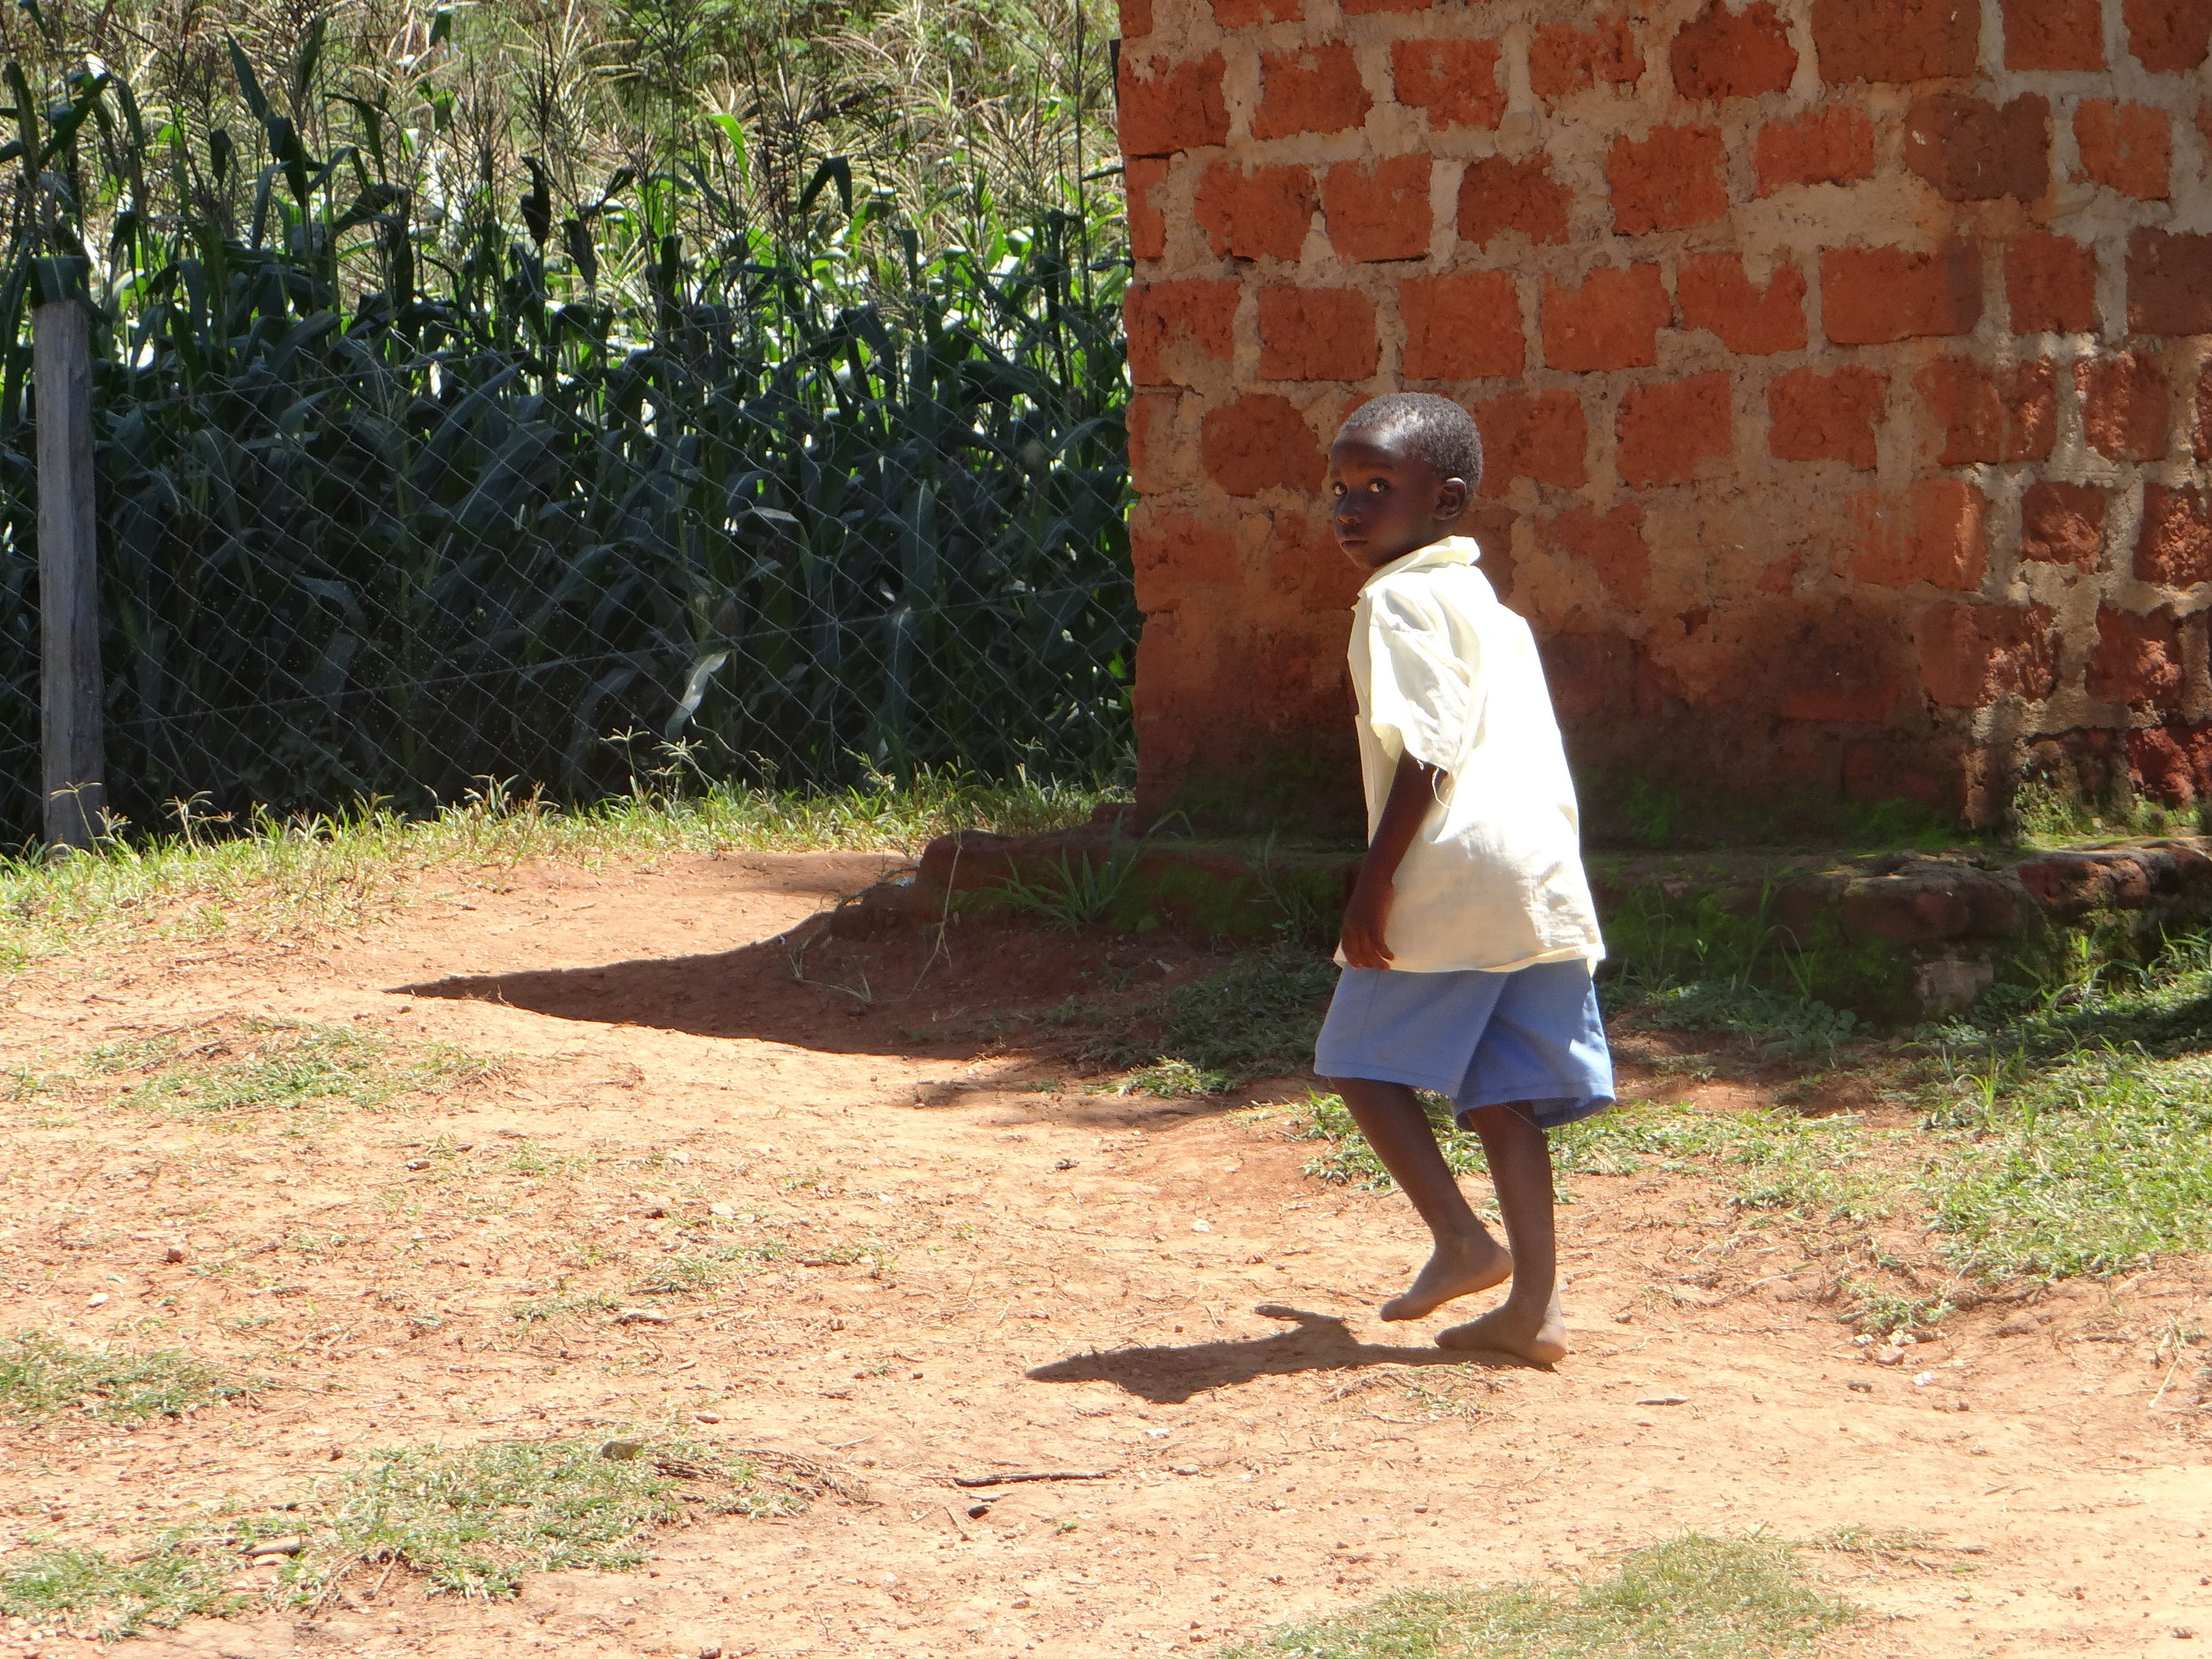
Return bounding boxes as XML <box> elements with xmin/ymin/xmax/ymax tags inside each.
<box><xmin>0</xmin><ymin>37</ymin><xmax>1133</xmax><ymax>843</ymax></box>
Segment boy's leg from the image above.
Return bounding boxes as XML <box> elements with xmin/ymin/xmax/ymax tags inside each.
<box><xmin>1328</xmin><ymin>1077</ymin><xmax>1511</xmax><ymax>1321</ymax></box>
<box><xmin>1437</xmin><ymin>1102</ymin><xmax>1566</xmax><ymax>1364</ymax></box>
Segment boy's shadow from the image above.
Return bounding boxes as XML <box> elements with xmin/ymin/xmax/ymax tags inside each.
<box><xmin>1026</xmin><ymin>1305</ymin><xmax>1527</xmax><ymax>1404</ymax></box>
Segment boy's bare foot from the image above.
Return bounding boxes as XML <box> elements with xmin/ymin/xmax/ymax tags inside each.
<box><xmin>1379</xmin><ymin>1234</ymin><xmax>1513</xmax><ymax>1321</ymax></box>
<box><xmin>1436</xmin><ymin>1293</ymin><xmax>1567</xmax><ymax>1364</ymax></box>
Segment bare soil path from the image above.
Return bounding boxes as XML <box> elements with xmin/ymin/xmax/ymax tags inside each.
<box><xmin>2</xmin><ymin>852</ymin><xmax>2208</xmax><ymax>1659</ymax></box>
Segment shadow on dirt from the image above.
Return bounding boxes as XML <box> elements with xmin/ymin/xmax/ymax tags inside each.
<box><xmin>391</xmin><ymin>915</ymin><xmax>1233</xmax><ymax>1061</ymax></box>
<box><xmin>1026</xmin><ymin>1305</ymin><xmax>1525</xmax><ymax>1403</ymax></box>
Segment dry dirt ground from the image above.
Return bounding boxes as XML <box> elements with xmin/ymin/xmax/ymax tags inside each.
<box><xmin>2</xmin><ymin>851</ymin><xmax>2209</xmax><ymax>1659</ymax></box>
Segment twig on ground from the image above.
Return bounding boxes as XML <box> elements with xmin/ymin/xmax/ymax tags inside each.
<box><xmin>949</xmin><ymin>1470</ymin><xmax>1115</xmax><ymax>1488</ymax></box>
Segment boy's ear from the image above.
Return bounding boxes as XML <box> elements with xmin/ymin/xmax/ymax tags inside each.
<box><xmin>1435</xmin><ymin>475</ymin><xmax>1472</xmax><ymax>521</ymax></box>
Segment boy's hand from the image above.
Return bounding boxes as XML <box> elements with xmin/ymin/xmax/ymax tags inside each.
<box><xmin>1340</xmin><ymin>873</ymin><xmax>1394</xmax><ymax>969</ymax></box>
<box><xmin>1339</xmin><ymin>751</ymin><xmax>1443</xmax><ymax>971</ymax></box>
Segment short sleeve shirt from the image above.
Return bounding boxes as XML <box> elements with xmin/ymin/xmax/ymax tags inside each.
<box><xmin>1343</xmin><ymin>535</ymin><xmax>1606</xmax><ymax>973</ymax></box>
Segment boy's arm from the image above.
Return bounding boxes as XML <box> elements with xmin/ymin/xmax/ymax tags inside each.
<box><xmin>1340</xmin><ymin>750</ymin><xmax>1445</xmax><ymax>970</ymax></box>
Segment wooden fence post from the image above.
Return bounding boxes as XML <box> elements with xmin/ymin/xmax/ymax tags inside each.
<box><xmin>34</xmin><ymin>285</ymin><xmax>104</xmax><ymax>851</ymax></box>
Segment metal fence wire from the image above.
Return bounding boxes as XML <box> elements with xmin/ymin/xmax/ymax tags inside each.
<box><xmin>0</xmin><ymin>225</ymin><xmax>1135</xmax><ymax>844</ymax></box>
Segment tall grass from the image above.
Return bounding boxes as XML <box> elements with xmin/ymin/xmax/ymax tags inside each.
<box><xmin>0</xmin><ymin>2</ymin><xmax>1130</xmax><ymax>846</ymax></box>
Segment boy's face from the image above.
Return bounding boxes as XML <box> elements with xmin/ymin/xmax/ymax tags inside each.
<box><xmin>1326</xmin><ymin>434</ymin><xmax>1471</xmax><ymax>572</ymax></box>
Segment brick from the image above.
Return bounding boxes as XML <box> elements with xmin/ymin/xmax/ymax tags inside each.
<box><xmin>2003</xmin><ymin>0</ymin><xmax>2105</xmax><ymax>65</ymax></box>
<box><xmin>1271</xmin><ymin>511</ymin><xmax>1365</xmax><ymax>614</ymax></box>
<box><xmin>1916</xmin><ymin>604</ymin><xmax>2058</xmax><ymax>708</ymax></box>
<box><xmin>2004</xmin><ymin>234</ymin><xmax>2098</xmax><ymax>333</ymax></box>
<box><xmin>2127</xmin><ymin>725</ymin><xmax>2209</xmax><ymax>805</ymax></box>
<box><xmin>1778</xmin><ymin>601</ymin><xmax>1911</xmax><ymax>721</ymax></box>
<box><xmin>1671</xmin><ymin>2</ymin><xmax>1798</xmax><ymax>99</ymax></box>
<box><xmin>1201</xmin><ymin>395</ymin><xmax>1325</xmax><ymax>495</ymax></box>
<box><xmin>1542</xmin><ymin>505</ymin><xmax>1649</xmax><ymax>609</ymax></box>
<box><xmin>1130</xmin><ymin>506</ymin><xmax>1236</xmax><ymax>613</ymax></box>
<box><xmin>1903</xmin><ymin>93</ymin><xmax>2049</xmax><ymax>203</ymax></box>
<box><xmin>1542</xmin><ymin>628</ymin><xmax>1639</xmax><ymax>722</ymax></box>
<box><xmin>1212</xmin><ymin>0</ymin><xmax>1298</xmax><ymax>24</ymax></box>
<box><xmin>2126</xmin><ymin>0</ymin><xmax>2212</xmax><ymax>70</ymax></box>
<box><xmin>1126</xmin><ymin>391</ymin><xmax>1182</xmax><ymax>494</ymax></box>
<box><xmin>1609</xmin><ymin>125</ymin><xmax>1730</xmax><ymax>234</ymax></box>
<box><xmin>1541</xmin><ymin>264</ymin><xmax>1671</xmax><ymax>372</ymax></box>
<box><xmin>1391</xmin><ymin>39</ymin><xmax>1504</xmax><ymax>131</ymax></box>
<box><xmin>1916</xmin><ymin>357</ymin><xmax>2057</xmax><ymax>465</ymax></box>
<box><xmin>1254</xmin><ymin>44</ymin><xmax>1371</xmax><ymax>142</ymax></box>
<box><xmin>1193</xmin><ymin>165</ymin><xmax>1316</xmax><ymax>262</ymax></box>
<box><xmin>1678</xmin><ymin>254</ymin><xmax>1808</xmax><ymax>355</ymax></box>
<box><xmin>1755</xmin><ymin>106</ymin><xmax>1877</xmax><ymax>193</ymax></box>
<box><xmin>2196</xmin><ymin>363</ymin><xmax>2212</xmax><ymax>460</ymax></box>
<box><xmin>1822</xmin><ymin>243</ymin><xmax>1980</xmax><ymax>343</ymax></box>
<box><xmin>1125</xmin><ymin>280</ymin><xmax>1239</xmax><ymax>388</ymax></box>
<box><xmin>2088</xmin><ymin>607</ymin><xmax>2186</xmax><ymax>708</ymax></box>
<box><xmin>1847</xmin><ymin>478</ymin><xmax>1988</xmax><ymax>589</ymax></box>
<box><xmin>2136</xmin><ymin>485</ymin><xmax>2212</xmax><ymax>586</ymax></box>
<box><xmin>1844</xmin><ymin>739</ymin><xmax>1950</xmax><ymax>802</ymax></box>
<box><xmin>1456</xmin><ymin>156</ymin><xmax>1572</xmax><ymax>249</ymax></box>
<box><xmin>2075</xmin><ymin>102</ymin><xmax>2171</xmax><ymax>201</ymax></box>
<box><xmin>1464</xmin><ymin>503</ymin><xmax>1517</xmax><ymax>600</ymax></box>
<box><xmin>1813</xmin><ymin>0</ymin><xmax>1979</xmax><ymax>81</ymax></box>
<box><xmin>1345</xmin><ymin>0</ymin><xmax>1430</xmax><ymax>12</ymax></box>
<box><xmin>1118</xmin><ymin>54</ymin><xmax>1230</xmax><ymax>157</ymax></box>
<box><xmin>1768</xmin><ymin>365</ymin><xmax>1887</xmax><ymax>469</ymax></box>
<box><xmin>1126</xmin><ymin>158</ymin><xmax>1168</xmax><ymax>262</ymax></box>
<box><xmin>1322</xmin><ymin>155</ymin><xmax>1432</xmax><ymax>263</ymax></box>
<box><xmin>2130</xmin><ymin>231</ymin><xmax>2212</xmax><ymax>335</ymax></box>
<box><xmin>1617</xmin><ymin>373</ymin><xmax>1733</xmax><ymax>489</ymax></box>
<box><xmin>1468</xmin><ymin>389</ymin><xmax>1588</xmax><ymax>497</ymax></box>
<box><xmin>1257</xmin><ymin>287</ymin><xmax>1378</xmax><ymax>381</ymax></box>
<box><xmin>2020</xmin><ymin>481</ymin><xmax>2105</xmax><ymax>569</ymax></box>
<box><xmin>2079</xmin><ymin>352</ymin><xmax>2170</xmax><ymax>462</ymax></box>
<box><xmin>1120</xmin><ymin>0</ymin><xmax>1151</xmax><ymax>39</ymax></box>
<box><xmin>1399</xmin><ymin>272</ymin><xmax>1524</xmax><ymax>380</ymax></box>
<box><xmin>1529</xmin><ymin>18</ymin><xmax>1644</xmax><ymax>104</ymax></box>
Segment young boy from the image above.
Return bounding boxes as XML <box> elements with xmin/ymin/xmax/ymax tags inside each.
<box><xmin>1314</xmin><ymin>393</ymin><xmax>1611</xmax><ymax>1366</ymax></box>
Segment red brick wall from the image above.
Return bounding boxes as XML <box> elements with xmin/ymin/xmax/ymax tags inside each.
<box><xmin>1118</xmin><ymin>0</ymin><xmax>2212</xmax><ymax>832</ymax></box>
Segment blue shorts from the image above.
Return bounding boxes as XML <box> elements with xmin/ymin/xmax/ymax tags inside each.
<box><xmin>1314</xmin><ymin>959</ymin><xmax>1615</xmax><ymax>1132</ymax></box>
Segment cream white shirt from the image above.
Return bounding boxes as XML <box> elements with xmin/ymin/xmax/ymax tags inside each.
<box><xmin>1341</xmin><ymin>535</ymin><xmax>1606</xmax><ymax>973</ymax></box>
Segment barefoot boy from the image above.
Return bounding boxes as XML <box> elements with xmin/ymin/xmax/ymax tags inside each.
<box><xmin>1315</xmin><ymin>393</ymin><xmax>1611</xmax><ymax>1365</ymax></box>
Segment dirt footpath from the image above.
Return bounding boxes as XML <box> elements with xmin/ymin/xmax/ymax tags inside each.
<box><xmin>2</xmin><ymin>852</ymin><xmax>2208</xmax><ymax>1659</ymax></box>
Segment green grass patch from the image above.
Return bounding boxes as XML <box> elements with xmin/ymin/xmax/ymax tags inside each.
<box><xmin>1083</xmin><ymin>944</ymin><xmax>1339</xmax><ymax>1094</ymax></box>
<box><xmin>49</xmin><ymin>1019</ymin><xmax>505</xmax><ymax>1118</ymax></box>
<box><xmin>0</xmin><ymin>770</ymin><xmax>1115</xmax><ymax>979</ymax></box>
<box><xmin>0</xmin><ymin>1332</ymin><xmax>251</xmax><ymax>1423</ymax></box>
<box><xmin>1291</xmin><ymin>1094</ymin><xmax>1886</xmax><ymax>1224</ymax></box>
<box><xmin>506</xmin><ymin>1291</ymin><xmax>618</xmax><ymax>1325</ymax></box>
<box><xmin>1617</xmin><ymin>981</ymin><xmax>1866</xmax><ymax>1064</ymax></box>
<box><xmin>300</xmin><ymin>1438</ymin><xmax>799</xmax><ymax>1600</ymax></box>
<box><xmin>1908</xmin><ymin>929</ymin><xmax>2212</xmax><ymax>1276</ymax></box>
<box><xmin>0</xmin><ymin>1529</ymin><xmax>251</xmax><ymax>1639</ymax></box>
<box><xmin>1223</xmin><ymin>1533</ymin><xmax>1851</xmax><ymax>1659</ymax></box>
<box><xmin>3</xmin><ymin>1436</ymin><xmax>807</xmax><ymax>1634</ymax></box>
<box><xmin>1921</xmin><ymin>1042</ymin><xmax>2212</xmax><ymax>1277</ymax></box>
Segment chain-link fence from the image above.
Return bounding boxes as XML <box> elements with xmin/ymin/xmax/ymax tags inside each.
<box><xmin>0</xmin><ymin>226</ymin><xmax>1134</xmax><ymax>845</ymax></box>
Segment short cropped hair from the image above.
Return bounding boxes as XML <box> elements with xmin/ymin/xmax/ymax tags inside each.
<box><xmin>1336</xmin><ymin>393</ymin><xmax>1484</xmax><ymax>494</ymax></box>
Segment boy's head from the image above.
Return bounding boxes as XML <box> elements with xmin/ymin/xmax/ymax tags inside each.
<box><xmin>1327</xmin><ymin>394</ymin><xmax>1484</xmax><ymax>571</ymax></box>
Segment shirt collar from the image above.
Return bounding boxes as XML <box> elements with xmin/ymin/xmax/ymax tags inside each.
<box><xmin>1360</xmin><ymin>534</ymin><xmax>1479</xmax><ymax>593</ymax></box>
